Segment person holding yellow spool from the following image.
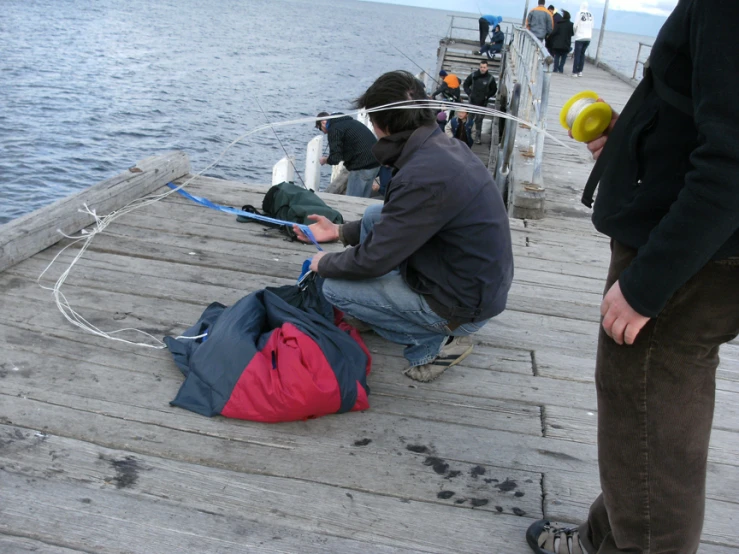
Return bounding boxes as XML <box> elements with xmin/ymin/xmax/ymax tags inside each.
<box><xmin>526</xmin><ymin>1</ymin><xmax>739</xmax><ymax>553</ymax></box>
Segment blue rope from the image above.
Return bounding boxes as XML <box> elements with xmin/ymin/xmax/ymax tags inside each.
<box><xmin>167</xmin><ymin>183</ymin><xmax>323</xmax><ymax>251</ymax></box>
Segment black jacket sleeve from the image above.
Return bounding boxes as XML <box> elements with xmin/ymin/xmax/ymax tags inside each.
<box><xmin>618</xmin><ymin>0</ymin><xmax>739</xmax><ymax>317</ymax></box>
<box><xmin>463</xmin><ymin>73</ymin><xmax>473</xmax><ymax>97</ymax></box>
<box><xmin>317</xmin><ymin>180</ymin><xmax>450</xmax><ymax>279</ymax></box>
<box><xmin>326</xmin><ymin>127</ymin><xmax>344</xmax><ymax>166</ymax></box>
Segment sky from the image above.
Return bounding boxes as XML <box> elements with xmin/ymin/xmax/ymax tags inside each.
<box><xmin>372</xmin><ymin>0</ymin><xmax>679</xmax><ymax>17</ymax></box>
<box><xmin>363</xmin><ymin>0</ymin><xmax>679</xmax><ymax>35</ymax></box>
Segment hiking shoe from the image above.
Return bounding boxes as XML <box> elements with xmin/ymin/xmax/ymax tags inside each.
<box><xmin>403</xmin><ymin>337</ymin><xmax>474</xmax><ymax>382</ymax></box>
<box><xmin>526</xmin><ymin>520</ymin><xmax>587</xmax><ymax>554</ymax></box>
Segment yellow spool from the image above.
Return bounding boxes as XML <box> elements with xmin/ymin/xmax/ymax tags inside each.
<box><xmin>559</xmin><ymin>90</ymin><xmax>613</xmax><ymax>143</ymax></box>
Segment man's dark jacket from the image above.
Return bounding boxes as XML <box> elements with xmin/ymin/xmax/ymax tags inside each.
<box><xmin>326</xmin><ymin>115</ymin><xmax>380</xmax><ymax>171</ymax></box>
<box><xmin>318</xmin><ymin>125</ymin><xmax>513</xmax><ymax>324</ymax></box>
<box><xmin>463</xmin><ymin>70</ymin><xmax>498</xmax><ymax>106</ymax></box>
<box><xmin>592</xmin><ymin>0</ymin><xmax>739</xmax><ymax>317</ymax></box>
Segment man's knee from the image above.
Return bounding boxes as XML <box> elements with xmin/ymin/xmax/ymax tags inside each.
<box><xmin>363</xmin><ymin>203</ymin><xmax>383</xmax><ymax>221</ymax></box>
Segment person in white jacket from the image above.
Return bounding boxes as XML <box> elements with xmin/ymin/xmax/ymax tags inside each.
<box><xmin>572</xmin><ymin>1</ymin><xmax>594</xmax><ymax>76</ymax></box>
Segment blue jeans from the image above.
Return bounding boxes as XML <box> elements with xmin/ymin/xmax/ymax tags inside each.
<box><xmin>346</xmin><ymin>167</ymin><xmax>380</xmax><ymax>198</ymax></box>
<box><xmin>553</xmin><ymin>50</ymin><xmax>568</xmax><ymax>73</ymax></box>
<box><xmin>322</xmin><ymin>204</ymin><xmax>489</xmax><ymax>367</ymax></box>
<box><xmin>573</xmin><ymin>40</ymin><xmax>590</xmax><ymax>74</ymax></box>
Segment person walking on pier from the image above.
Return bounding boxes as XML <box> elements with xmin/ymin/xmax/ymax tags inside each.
<box><xmin>296</xmin><ymin>71</ymin><xmax>513</xmax><ymax>383</ymax></box>
<box><xmin>548</xmin><ymin>10</ymin><xmax>574</xmax><ymax>73</ymax></box>
<box><xmin>316</xmin><ymin>112</ymin><xmax>380</xmax><ymax>198</ymax></box>
<box><xmin>463</xmin><ymin>59</ymin><xmax>498</xmax><ymax>144</ymax></box>
<box><xmin>527</xmin><ymin>0</ymin><xmax>553</xmax><ymax>43</ymax></box>
<box><xmin>572</xmin><ymin>1</ymin><xmax>593</xmax><ymax>77</ymax></box>
<box><xmin>526</xmin><ymin>1</ymin><xmax>739</xmax><ymax>552</ymax></box>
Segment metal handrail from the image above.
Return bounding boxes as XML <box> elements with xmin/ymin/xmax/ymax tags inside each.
<box><xmin>508</xmin><ymin>26</ymin><xmax>553</xmax><ymax>187</ymax></box>
<box><xmin>632</xmin><ymin>41</ymin><xmax>652</xmax><ymax>80</ymax></box>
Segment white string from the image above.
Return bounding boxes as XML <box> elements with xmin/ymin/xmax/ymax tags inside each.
<box><xmin>38</xmin><ymin>100</ymin><xmax>569</xmax><ymax>349</ymax></box>
<box><xmin>565</xmin><ymin>97</ymin><xmax>597</xmax><ymax>129</ymax></box>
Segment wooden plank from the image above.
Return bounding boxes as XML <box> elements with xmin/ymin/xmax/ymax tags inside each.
<box><xmin>0</xmin><ymin>535</ymin><xmax>84</xmax><ymax>553</ymax></box>
<box><xmin>0</xmin><ymin>426</ymin><xmax>534</xmax><ymax>554</ymax></box>
<box><xmin>543</xmin><ymin>405</ymin><xmax>739</xmax><ymax>466</ymax></box>
<box><xmin>0</xmin><ymin>152</ymin><xmax>190</xmax><ymax>273</ymax></box>
<box><xmin>0</xmin><ymin>394</ymin><xmax>554</xmax><ymax>516</ymax></box>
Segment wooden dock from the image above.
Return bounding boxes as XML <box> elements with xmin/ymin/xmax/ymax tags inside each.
<box><xmin>1</xmin><ymin>62</ymin><xmax>737</xmax><ymax>553</ymax></box>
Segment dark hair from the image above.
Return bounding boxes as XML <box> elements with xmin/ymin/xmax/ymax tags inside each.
<box><xmin>538</xmin><ymin>0</ymin><xmax>546</xmax><ymax>5</ymax></box>
<box><xmin>315</xmin><ymin>111</ymin><xmax>329</xmax><ymax>129</ymax></box>
<box><xmin>354</xmin><ymin>70</ymin><xmax>435</xmax><ymax>135</ymax></box>
<box><xmin>547</xmin><ymin>4</ymin><xmax>555</xmax><ymax>9</ymax></box>
<box><xmin>562</xmin><ymin>10</ymin><xmax>571</xmax><ymax>20</ymax></box>
<box><xmin>479</xmin><ymin>59</ymin><xmax>488</xmax><ymax>65</ymax></box>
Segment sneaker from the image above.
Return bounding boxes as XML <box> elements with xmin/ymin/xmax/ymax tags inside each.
<box><xmin>526</xmin><ymin>520</ymin><xmax>586</xmax><ymax>554</ymax></box>
<box><xmin>473</xmin><ymin>50</ymin><xmax>481</xmax><ymax>55</ymax></box>
<box><xmin>475</xmin><ymin>138</ymin><xmax>482</xmax><ymax>144</ymax></box>
<box><xmin>403</xmin><ymin>337</ymin><xmax>474</xmax><ymax>382</ymax></box>
<box><xmin>578</xmin><ymin>72</ymin><xmax>583</xmax><ymax>77</ymax></box>
<box><xmin>571</xmin><ymin>73</ymin><xmax>579</xmax><ymax>78</ymax></box>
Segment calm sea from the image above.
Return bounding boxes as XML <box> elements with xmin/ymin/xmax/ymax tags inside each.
<box><xmin>0</xmin><ymin>0</ymin><xmax>653</xmax><ymax>224</ymax></box>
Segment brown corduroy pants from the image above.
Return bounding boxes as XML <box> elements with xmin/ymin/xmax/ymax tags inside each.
<box><xmin>579</xmin><ymin>241</ymin><xmax>739</xmax><ymax>554</ymax></box>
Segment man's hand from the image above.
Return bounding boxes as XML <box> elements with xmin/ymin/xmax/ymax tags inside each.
<box><xmin>569</xmin><ymin>99</ymin><xmax>619</xmax><ymax>160</ymax></box>
<box><xmin>601</xmin><ymin>281</ymin><xmax>651</xmax><ymax>345</ymax></box>
<box><xmin>292</xmin><ymin>214</ymin><xmax>340</xmax><ymax>244</ymax></box>
<box><xmin>319</xmin><ymin>156</ymin><xmax>328</xmax><ymax>166</ymax></box>
<box><xmin>309</xmin><ymin>251</ymin><xmax>327</xmax><ymax>273</ymax></box>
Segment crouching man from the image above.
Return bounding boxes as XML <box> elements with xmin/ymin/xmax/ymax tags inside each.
<box><xmin>296</xmin><ymin>70</ymin><xmax>513</xmax><ymax>382</ymax></box>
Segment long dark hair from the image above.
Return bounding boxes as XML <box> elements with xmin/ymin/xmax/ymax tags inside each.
<box><xmin>354</xmin><ymin>70</ymin><xmax>436</xmax><ymax>135</ymax></box>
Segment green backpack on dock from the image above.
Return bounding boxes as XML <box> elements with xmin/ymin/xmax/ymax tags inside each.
<box><xmin>237</xmin><ymin>181</ymin><xmax>344</xmax><ymax>240</ymax></box>
<box><xmin>262</xmin><ymin>182</ymin><xmax>344</xmax><ymax>226</ymax></box>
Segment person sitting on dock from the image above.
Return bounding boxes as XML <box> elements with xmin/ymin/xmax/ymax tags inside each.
<box><xmin>431</xmin><ymin>70</ymin><xmax>461</xmax><ymax>103</ymax></box>
<box><xmin>296</xmin><ymin>70</ymin><xmax>513</xmax><ymax>383</ymax></box>
<box><xmin>526</xmin><ymin>0</ymin><xmax>553</xmax><ymax>43</ymax></box>
<box><xmin>463</xmin><ymin>59</ymin><xmax>498</xmax><ymax>144</ymax></box>
<box><xmin>477</xmin><ymin>25</ymin><xmax>506</xmax><ymax>58</ymax></box>
<box><xmin>526</xmin><ymin>0</ymin><xmax>739</xmax><ymax>552</ymax></box>
<box><xmin>444</xmin><ymin>109</ymin><xmax>474</xmax><ymax>148</ymax></box>
<box><xmin>316</xmin><ymin>112</ymin><xmax>380</xmax><ymax>198</ymax></box>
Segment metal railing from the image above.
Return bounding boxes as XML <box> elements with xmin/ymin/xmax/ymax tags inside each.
<box><xmin>632</xmin><ymin>41</ymin><xmax>652</xmax><ymax>80</ymax></box>
<box><xmin>444</xmin><ymin>15</ymin><xmax>513</xmax><ymax>47</ymax></box>
<box><xmin>508</xmin><ymin>26</ymin><xmax>553</xmax><ymax>186</ymax></box>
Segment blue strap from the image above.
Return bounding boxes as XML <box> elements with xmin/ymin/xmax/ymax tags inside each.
<box><xmin>167</xmin><ymin>183</ymin><xmax>323</xmax><ymax>250</ymax></box>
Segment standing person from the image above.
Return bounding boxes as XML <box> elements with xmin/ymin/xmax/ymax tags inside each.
<box><xmin>572</xmin><ymin>1</ymin><xmax>593</xmax><ymax>77</ymax></box>
<box><xmin>477</xmin><ymin>14</ymin><xmax>500</xmax><ymax>49</ymax></box>
<box><xmin>463</xmin><ymin>59</ymin><xmax>498</xmax><ymax>144</ymax></box>
<box><xmin>548</xmin><ymin>10</ymin><xmax>574</xmax><ymax>73</ymax></box>
<box><xmin>444</xmin><ymin>109</ymin><xmax>474</xmax><ymax>148</ymax></box>
<box><xmin>431</xmin><ymin>70</ymin><xmax>461</xmax><ymax>103</ymax></box>
<box><xmin>316</xmin><ymin>112</ymin><xmax>380</xmax><ymax>198</ymax></box>
<box><xmin>526</xmin><ymin>1</ymin><xmax>739</xmax><ymax>553</ymax></box>
<box><xmin>526</xmin><ymin>0</ymin><xmax>553</xmax><ymax>43</ymax></box>
<box><xmin>296</xmin><ymin>71</ymin><xmax>513</xmax><ymax>383</ymax></box>
<box><xmin>545</xmin><ymin>5</ymin><xmax>563</xmax><ymax>52</ymax></box>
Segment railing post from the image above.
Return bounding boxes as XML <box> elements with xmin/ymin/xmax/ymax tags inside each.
<box><xmin>532</xmin><ymin>60</ymin><xmax>552</xmax><ymax>186</ymax></box>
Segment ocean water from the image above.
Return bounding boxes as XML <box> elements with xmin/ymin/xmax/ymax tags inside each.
<box><xmin>0</xmin><ymin>0</ymin><xmax>653</xmax><ymax>224</ymax></box>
